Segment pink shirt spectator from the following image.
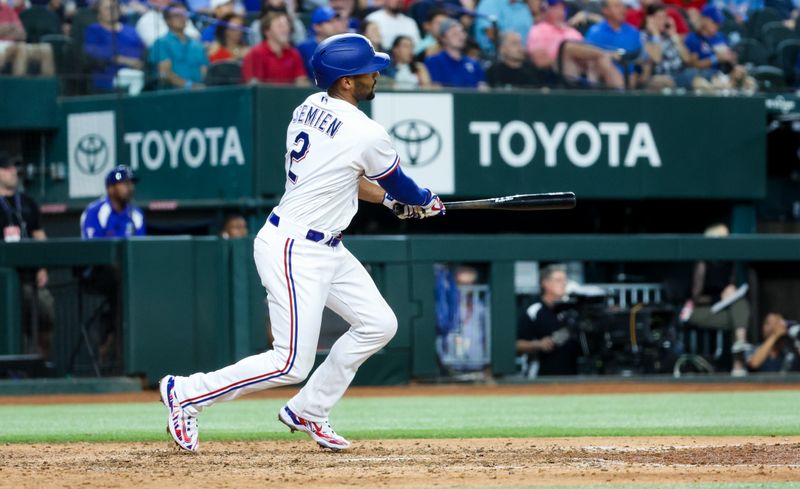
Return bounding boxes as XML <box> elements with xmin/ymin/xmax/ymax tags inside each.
<box><xmin>0</xmin><ymin>3</ymin><xmax>23</xmax><ymax>41</ymax></box>
<box><xmin>526</xmin><ymin>22</ymin><xmax>583</xmax><ymax>62</ymax></box>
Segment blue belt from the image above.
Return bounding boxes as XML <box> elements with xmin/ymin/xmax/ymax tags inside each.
<box><xmin>268</xmin><ymin>213</ymin><xmax>342</xmax><ymax>248</ymax></box>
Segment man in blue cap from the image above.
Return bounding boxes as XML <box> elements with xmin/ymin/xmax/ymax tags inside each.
<box><xmin>684</xmin><ymin>5</ymin><xmax>735</xmax><ymax>74</ymax></box>
<box><xmin>297</xmin><ymin>6</ymin><xmax>345</xmax><ymax>82</ymax></box>
<box><xmin>80</xmin><ymin>165</ymin><xmax>146</xmax><ymax>239</ymax></box>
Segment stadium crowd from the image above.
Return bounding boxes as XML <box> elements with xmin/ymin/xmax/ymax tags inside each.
<box><xmin>1</xmin><ymin>0</ymin><xmax>800</xmax><ymax>92</ymax></box>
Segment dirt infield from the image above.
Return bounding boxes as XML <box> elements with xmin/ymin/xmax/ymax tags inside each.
<box><xmin>2</xmin><ymin>381</ymin><xmax>799</xmax><ymax>405</ymax></box>
<box><xmin>3</xmin><ymin>383</ymin><xmax>799</xmax><ymax>488</ymax></box>
<box><xmin>2</xmin><ymin>437</ymin><xmax>799</xmax><ymax>488</ymax></box>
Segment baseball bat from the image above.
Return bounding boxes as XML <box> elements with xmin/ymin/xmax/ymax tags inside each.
<box><xmin>444</xmin><ymin>192</ymin><xmax>576</xmax><ymax>211</ymax></box>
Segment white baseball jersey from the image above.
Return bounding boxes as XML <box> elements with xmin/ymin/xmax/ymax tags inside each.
<box><xmin>274</xmin><ymin>92</ymin><xmax>400</xmax><ymax>233</ymax></box>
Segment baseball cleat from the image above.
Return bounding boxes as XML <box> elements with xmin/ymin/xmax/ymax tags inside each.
<box><xmin>278</xmin><ymin>405</ymin><xmax>351</xmax><ymax>450</ymax></box>
<box><xmin>159</xmin><ymin>375</ymin><xmax>199</xmax><ymax>453</ymax></box>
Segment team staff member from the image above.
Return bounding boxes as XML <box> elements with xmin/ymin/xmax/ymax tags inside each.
<box><xmin>0</xmin><ymin>152</ymin><xmax>55</xmax><ymax>357</ymax></box>
<box><xmin>159</xmin><ymin>33</ymin><xmax>444</xmax><ymax>453</ymax></box>
<box><xmin>517</xmin><ymin>264</ymin><xmax>580</xmax><ymax>376</ymax></box>
<box><xmin>81</xmin><ymin>166</ymin><xmax>145</xmax><ymax>239</ymax></box>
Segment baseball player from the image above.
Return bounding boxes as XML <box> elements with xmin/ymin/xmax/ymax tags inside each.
<box><xmin>159</xmin><ymin>33</ymin><xmax>445</xmax><ymax>453</ymax></box>
<box><xmin>80</xmin><ymin>166</ymin><xmax>145</xmax><ymax>239</ymax></box>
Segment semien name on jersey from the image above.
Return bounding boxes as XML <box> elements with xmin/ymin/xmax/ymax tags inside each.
<box><xmin>291</xmin><ymin>104</ymin><xmax>344</xmax><ymax>138</ymax></box>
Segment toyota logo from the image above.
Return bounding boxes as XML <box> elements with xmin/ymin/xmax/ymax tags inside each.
<box><xmin>389</xmin><ymin>119</ymin><xmax>442</xmax><ymax>167</ymax></box>
<box><xmin>74</xmin><ymin>134</ymin><xmax>109</xmax><ymax>175</ymax></box>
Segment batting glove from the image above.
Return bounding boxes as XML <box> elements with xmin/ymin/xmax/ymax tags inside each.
<box><xmin>417</xmin><ymin>190</ymin><xmax>445</xmax><ymax>218</ymax></box>
<box><xmin>383</xmin><ymin>193</ymin><xmax>422</xmax><ymax>219</ymax></box>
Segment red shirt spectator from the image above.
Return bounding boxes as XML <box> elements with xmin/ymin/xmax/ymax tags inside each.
<box><xmin>241</xmin><ymin>11</ymin><xmax>307</xmax><ymax>84</ymax></box>
<box><xmin>0</xmin><ymin>2</ymin><xmax>24</xmax><ymax>41</ymax></box>
<box><xmin>210</xmin><ymin>46</ymin><xmax>233</xmax><ymax>62</ymax></box>
<box><xmin>662</xmin><ymin>0</ymin><xmax>706</xmax><ymax>11</ymax></box>
<box><xmin>626</xmin><ymin>4</ymin><xmax>689</xmax><ymax>35</ymax></box>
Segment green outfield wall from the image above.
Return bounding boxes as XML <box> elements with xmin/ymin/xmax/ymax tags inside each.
<box><xmin>10</xmin><ymin>86</ymin><xmax>766</xmax><ymax>207</ymax></box>
<box><xmin>2</xmin><ymin>234</ymin><xmax>800</xmax><ymax>384</ymax></box>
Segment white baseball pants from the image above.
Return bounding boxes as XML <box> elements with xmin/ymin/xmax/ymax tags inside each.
<box><xmin>173</xmin><ymin>220</ymin><xmax>398</xmax><ymax>421</ymax></box>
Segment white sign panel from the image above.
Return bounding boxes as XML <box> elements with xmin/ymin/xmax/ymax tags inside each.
<box><xmin>371</xmin><ymin>93</ymin><xmax>455</xmax><ymax>195</ymax></box>
<box><xmin>68</xmin><ymin>111</ymin><xmax>116</xmax><ymax>198</ymax></box>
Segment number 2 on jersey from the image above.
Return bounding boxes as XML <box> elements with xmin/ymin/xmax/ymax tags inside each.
<box><xmin>288</xmin><ymin>131</ymin><xmax>310</xmax><ymax>184</ymax></box>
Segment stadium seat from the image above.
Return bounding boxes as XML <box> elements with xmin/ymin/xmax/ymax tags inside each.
<box><xmin>750</xmin><ymin>64</ymin><xmax>787</xmax><ymax>91</ymax></box>
<box><xmin>736</xmin><ymin>38</ymin><xmax>770</xmax><ymax>66</ymax></box>
<box><xmin>745</xmin><ymin>7</ymin><xmax>784</xmax><ymax>39</ymax></box>
<box><xmin>760</xmin><ymin>21</ymin><xmax>797</xmax><ymax>62</ymax></box>
<box><xmin>19</xmin><ymin>6</ymin><xmax>62</xmax><ymax>44</ymax></box>
<box><xmin>776</xmin><ymin>38</ymin><xmax>800</xmax><ymax>86</ymax></box>
<box><xmin>40</xmin><ymin>34</ymin><xmax>73</xmax><ymax>76</ymax></box>
<box><xmin>206</xmin><ymin>60</ymin><xmax>243</xmax><ymax>85</ymax></box>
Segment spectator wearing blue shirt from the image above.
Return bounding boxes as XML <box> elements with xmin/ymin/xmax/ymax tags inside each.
<box><xmin>474</xmin><ymin>0</ymin><xmax>534</xmax><ymax>59</ymax></box>
<box><xmin>585</xmin><ymin>0</ymin><xmax>642</xmax><ymax>74</ymax></box>
<box><xmin>424</xmin><ymin>18</ymin><xmax>487</xmax><ymax>89</ymax></box>
<box><xmin>684</xmin><ymin>5</ymin><xmax>735</xmax><ymax>73</ymax></box>
<box><xmin>83</xmin><ymin>0</ymin><xmax>146</xmax><ymax>92</ymax></box>
<box><xmin>149</xmin><ymin>2</ymin><xmax>209</xmax><ymax>89</ymax></box>
<box><xmin>81</xmin><ymin>166</ymin><xmax>146</xmax><ymax>239</ymax></box>
<box><xmin>297</xmin><ymin>7</ymin><xmax>345</xmax><ymax>82</ymax></box>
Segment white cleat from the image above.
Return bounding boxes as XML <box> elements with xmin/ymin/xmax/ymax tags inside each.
<box><xmin>159</xmin><ymin>375</ymin><xmax>199</xmax><ymax>453</ymax></box>
<box><xmin>278</xmin><ymin>405</ymin><xmax>351</xmax><ymax>451</ymax></box>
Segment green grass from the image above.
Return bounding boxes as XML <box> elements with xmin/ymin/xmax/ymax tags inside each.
<box><xmin>0</xmin><ymin>390</ymin><xmax>799</xmax><ymax>443</ymax></box>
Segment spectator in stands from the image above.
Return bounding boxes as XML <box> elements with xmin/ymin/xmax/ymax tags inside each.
<box><xmin>365</xmin><ymin>0</ymin><xmax>421</xmax><ymax>50</ymax></box>
<box><xmin>220</xmin><ymin>213</ymin><xmax>249</xmax><ymax>238</ymax></box>
<box><xmin>81</xmin><ymin>165</ymin><xmax>145</xmax><ymax>239</ymax></box>
<box><xmin>684</xmin><ymin>5</ymin><xmax>754</xmax><ymax>91</ymax></box>
<box><xmin>382</xmin><ymin>34</ymin><xmax>432</xmax><ymax>88</ymax></box>
<box><xmin>684</xmin><ymin>5</ymin><xmax>732</xmax><ymax>70</ymax></box>
<box><xmin>517</xmin><ymin>264</ymin><xmax>580</xmax><ymax>376</ymax></box>
<box><xmin>474</xmin><ymin>0</ymin><xmax>534</xmax><ymax>58</ymax></box>
<box><xmin>639</xmin><ymin>2</ymin><xmax>706</xmax><ymax>90</ymax></box>
<box><xmin>683</xmin><ymin>223</ymin><xmax>750</xmax><ymax>375</ymax></box>
<box><xmin>19</xmin><ymin>0</ymin><xmax>61</xmax><ymax>44</ymax></box>
<box><xmin>746</xmin><ymin>314</ymin><xmax>800</xmax><ymax>373</ymax></box>
<box><xmin>487</xmin><ymin>30</ymin><xmax>549</xmax><ymax>88</ymax></box>
<box><xmin>527</xmin><ymin>0</ymin><xmax>624</xmax><ymax>89</ymax></box>
<box><xmin>248</xmin><ymin>0</ymin><xmax>306</xmax><ymax>47</ymax></box>
<box><xmin>414</xmin><ymin>8</ymin><xmax>448</xmax><ymax>58</ymax></box>
<box><xmin>242</xmin><ymin>11</ymin><xmax>307</xmax><ymax>84</ymax></box>
<box><xmin>626</xmin><ymin>0</ymin><xmax>688</xmax><ymax>35</ymax></box>
<box><xmin>424</xmin><ymin>18</ymin><xmax>487</xmax><ymax>88</ymax></box>
<box><xmin>585</xmin><ymin>0</ymin><xmax>642</xmax><ymax>75</ymax></box>
<box><xmin>297</xmin><ymin>7</ymin><xmax>345</xmax><ymax>83</ymax></box>
<box><xmin>84</xmin><ymin>0</ymin><xmax>146</xmax><ymax>93</ymax></box>
<box><xmin>136</xmin><ymin>0</ymin><xmax>201</xmax><ymax>48</ymax></box>
<box><xmin>208</xmin><ymin>13</ymin><xmax>249</xmax><ymax>62</ymax></box>
<box><xmin>150</xmin><ymin>2</ymin><xmax>209</xmax><ymax>89</ymax></box>
<box><xmin>359</xmin><ymin>20</ymin><xmax>383</xmax><ymax>52</ymax></box>
<box><xmin>0</xmin><ymin>152</ymin><xmax>55</xmax><ymax>358</ymax></box>
<box><xmin>330</xmin><ymin>0</ymin><xmax>360</xmax><ymax>32</ymax></box>
<box><xmin>0</xmin><ymin>0</ymin><xmax>54</xmax><ymax>76</ymax></box>
<box><xmin>200</xmin><ymin>0</ymin><xmax>235</xmax><ymax>44</ymax></box>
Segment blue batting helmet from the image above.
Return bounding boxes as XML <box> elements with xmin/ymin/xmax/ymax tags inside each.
<box><xmin>311</xmin><ymin>33</ymin><xmax>390</xmax><ymax>90</ymax></box>
<box><xmin>105</xmin><ymin>165</ymin><xmax>138</xmax><ymax>186</ymax></box>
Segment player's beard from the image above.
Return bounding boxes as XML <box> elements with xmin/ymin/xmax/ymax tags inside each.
<box><xmin>353</xmin><ymin>75</ymin><xmax>377</xmax><ymax>102</ymax></box>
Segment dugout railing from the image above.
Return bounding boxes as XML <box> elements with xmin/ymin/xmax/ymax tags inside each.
<box><xmin>2</xmin><ymin>234</ymin><xmax>800</xmax><ymax>384</ymax></box>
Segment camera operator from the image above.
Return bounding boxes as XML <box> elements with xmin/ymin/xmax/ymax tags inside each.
<box><xmin>516</xmin><ymin>264</ymin><xmax>580</xmax><ymax>376</ymax></box>
<box><xmin>745</xmin><ymin>314</ymin><xmax>800</xmax><ymax>373</ymax></box>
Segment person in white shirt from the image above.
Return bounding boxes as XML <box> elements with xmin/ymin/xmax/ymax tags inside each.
<box><xmin>135</xmin><ymin>0</ymin><xmax>201</xmax><ymax>47</ymax></box>
<box><xmin>364</xmin><ymin>0</ymin><xmax>420</xmax><ymax>50</ymax></box>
